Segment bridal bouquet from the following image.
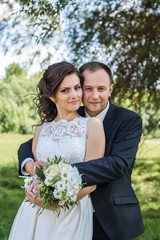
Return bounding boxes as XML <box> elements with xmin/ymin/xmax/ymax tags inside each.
<box><xmin>24</xmin><ymin>156</ymin><xmax>83</xmax><ymax>215</ymax></box>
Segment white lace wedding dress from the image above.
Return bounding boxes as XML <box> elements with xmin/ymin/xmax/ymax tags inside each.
<box><xmin>9</xmin><ymin>117</ymin><xmax>93</xmax><ymax>240</ymax></box>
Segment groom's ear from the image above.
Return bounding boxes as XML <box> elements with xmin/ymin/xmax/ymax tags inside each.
<box><xmin>109</xmin><ymin>84</ymin><xmax>114</xmax><ymax>97</ymax></box>
<box><xmin>49</xmin><ymin>96</ymin><xmax>55</xmax><ymax>103</ymax></box>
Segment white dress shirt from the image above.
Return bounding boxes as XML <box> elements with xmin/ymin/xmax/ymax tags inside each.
<box><xmin>85</xmin><ymin>101</ymin><xmax>110</xmax><ymax>121</ymax></box>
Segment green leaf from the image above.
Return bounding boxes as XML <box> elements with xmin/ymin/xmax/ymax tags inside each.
<box><xmin>36</xmin><ymin>167</ymin><xmax>45</xmax><ymax>181</ymax></box>
<box><xmin>51</xmin><ymin>175</ymin><xmax>61</xmax><ymax>185</ymax></box>
<box><xmin>54</xmin><ymin>155</ymin><xmax>62</xmax><ymax>164</ymax></box>
<box><xmin>34</xmin><ymin>189</ymin><xmax>41</xmax><ymax>200</ymax></box>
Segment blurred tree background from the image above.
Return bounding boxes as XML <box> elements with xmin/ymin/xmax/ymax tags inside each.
<box><xmin>0</xmin><ymin>63</ymin><xmax>40</xmax><ymax>133</ymax></box>
<box><xmin>0</xmin><ymin>0</ymin><xmax>160</xmax><ymax>135</ymax></box>
<box><xmin>0</xmin><ymin>1</ymin><xmax>160</xmax><ymax>239</ymax></box>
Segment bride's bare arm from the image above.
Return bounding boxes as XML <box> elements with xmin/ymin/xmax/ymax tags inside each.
<box><xmin>32</xmin><ymin>125</ymin><xmax>43</xmax><ymax>161</ymax></box>
<box><xmin>85</xmin><ymin>117</ymin><xmax>105</xmax><ymax>161</ymax></box>
<box><xmin>77</xmin><ymin>117</ymin><xmax>105</xmax><ymax>200</ymax></box>
<box><xmin>25</xmin><ymin>125</ymin><xmax>46</xmax><ymax>176</ymax></box>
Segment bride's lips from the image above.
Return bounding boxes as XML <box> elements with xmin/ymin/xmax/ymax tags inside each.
<box><xmin>68</xmin><ymin>100</ymin><xmax>79</xmax><ymax>104</ymax></box>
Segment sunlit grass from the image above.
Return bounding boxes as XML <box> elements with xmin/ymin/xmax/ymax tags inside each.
<box><xmin>0</xmin><ymin>133</ymin><xmax>32</xmax><ymax>163</ymax></box>
<box><xmin>0</xmin><ymin>133</ymin><xmax>32</xmax><ymax>239</ymax></box>
<box><xmin>133</xmin><ymin>139</ymin><xmax>160</xmax><ymax>239</ymax></box>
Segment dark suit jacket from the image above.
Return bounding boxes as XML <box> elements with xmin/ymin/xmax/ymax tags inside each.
<box><xmin>18</xmin><ymin>103</ymin><xmax>144</xmax><ymax>240</ymax></box>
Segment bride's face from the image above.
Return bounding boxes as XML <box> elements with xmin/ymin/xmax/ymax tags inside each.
<box><xmin>50</xmin><ymin>73</ymin><xmax>82</xmax><ymax>115</ymax></box>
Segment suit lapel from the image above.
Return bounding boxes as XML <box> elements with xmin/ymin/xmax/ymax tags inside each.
<box><xmin>78</xmin><ymin>106</ymin><xmax>85</xmax><ymax>117</ymax></box>
<box><xmin>103</xmin><ymin>103</ymin><xmax>116</xmax><ymax>134</ymax></box>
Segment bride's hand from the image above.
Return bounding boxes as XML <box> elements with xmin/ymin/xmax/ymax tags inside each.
<box><xmin>26</xmin><ymin>180</ymin><xmax>42</xmax><ymax>206</ymax></box>
<box><xmin>24</xmin><ymin>161</ymin><xmax>46</xmax><ymax>176</ymax></box>
<box><xmin>26</xmin><ymin>180</ymin><xmax>59</xmax><ymax>210</ymax></box>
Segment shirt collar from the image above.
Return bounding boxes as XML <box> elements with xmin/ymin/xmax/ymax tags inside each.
<box><xmin>85</xmin><ymin>101</ymin><xmax>110</xmax><ymax>121</ymax></box>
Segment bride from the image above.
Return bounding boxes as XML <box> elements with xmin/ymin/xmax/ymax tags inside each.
<box><xmin>9</xmin><ymin>61</ymin><xmax>105</xmax><ymax>240</ymax></box>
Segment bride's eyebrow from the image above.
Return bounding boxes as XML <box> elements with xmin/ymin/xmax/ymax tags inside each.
<box><xmin>59</xmin><ymin>85</ymin><xmax>70</xmax><ymax>90</ymax></box>
<box><xmin>59</xmin><ymin>83</ymin><xmax>81</xmax><ymax>90</ymax></box>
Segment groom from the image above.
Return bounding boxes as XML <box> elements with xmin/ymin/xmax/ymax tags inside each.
<box><xmin>18</xmin><ymin>62</ymin><xmax>144</xmax><ymax>240</ymax></box>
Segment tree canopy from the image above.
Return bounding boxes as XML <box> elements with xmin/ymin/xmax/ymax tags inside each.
<box><xmin>0</xmin><ymin>63</ymin><xmax>39</xmax><ymax>133</ymax></box>
<box><xmin>1</xmin><ymin>0</ymin><xmax>160</xmax><ymax>134</ymax></box>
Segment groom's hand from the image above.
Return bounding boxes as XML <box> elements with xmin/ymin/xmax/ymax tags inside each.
<box><xmin>25</xmin><ymin>161</ymin><xmax>46</xmax><ymax>176</ymax></box>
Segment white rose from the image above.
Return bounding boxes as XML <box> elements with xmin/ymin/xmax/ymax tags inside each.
<box><xmin>44</xmin><ymin>164</ymin><xmax>60</xmax><ymax>178</ymax></box>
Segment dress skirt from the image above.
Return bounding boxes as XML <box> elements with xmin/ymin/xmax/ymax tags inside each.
<box><xmin>9</xmin><ymin>195</ymin><xmax>93</xmax><ymax>240</ymax></box>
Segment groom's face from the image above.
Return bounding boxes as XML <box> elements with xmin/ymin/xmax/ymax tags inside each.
<box><xmin>82</xmin><ymin>69</ymin><xmax>113</xmax><ymax>117</ymax></box>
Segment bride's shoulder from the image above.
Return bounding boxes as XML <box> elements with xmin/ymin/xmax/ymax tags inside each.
<box><xmin>34</xmin><ymin>123</ymin><xmax>43</xmax><ymax>140</ymax></box>
<box><xmin>32</xmin><ymin>123</ymin><xmax>44</xmax><ymax>158</ymax></box>
<box><xmin>35</xmin><ymin>123</ymin><xmax>43</xmax><ymax>131</ymax></box>
<box><xmin>87</xmin><ymin>117</ymin><xmax>103</xmax><ymax>133</ymax></box>
<box><xmin>87</xmin><ymin>117</ymin><xmax>102</xmax><ymax>126</ymax></box>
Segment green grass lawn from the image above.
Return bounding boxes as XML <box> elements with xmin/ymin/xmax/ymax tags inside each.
<box><xmin>0</xmin><ymin>133</ymin><xmax>32</xmax><ymax>239</ymax></box>
<box><xmin>0</xmin><ymin>133</ymin><xmax>160</xmax><ymax>239</ymax></box>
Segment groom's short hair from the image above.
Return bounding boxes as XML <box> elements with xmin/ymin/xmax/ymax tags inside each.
<box><xmin>79</xmin><ymin>61</ymin><xmax>112</xmax><ymax>84</ymax></box>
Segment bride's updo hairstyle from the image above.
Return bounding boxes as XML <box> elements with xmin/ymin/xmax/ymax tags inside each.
<box><xmin>35</xmin><ymin>61</ymin><xmax>84</xmax><ymax>123</ymax></box>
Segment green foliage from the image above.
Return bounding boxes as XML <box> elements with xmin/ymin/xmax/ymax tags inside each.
<box><xmin>36</xmin><ymin>166</ymin><xmax>45</xmax><ymax>181</ymax></box>
<box><xmin>0</xmin><ymin>63</ymin><xmax>39</xmax><ymax>133</ymax></box>
<box><xmin>62</xmin><ymin>0</ymin><xmax>160</xmax><ymax>134</ymax></box>
<box><xmin>0</xmin><ymin>133</ymin><xmax>32</xmax><ymax>239</ymax></box>
<box><xmin>0</xmin><ymin>163</ymin><xmax>24</xmax><ymax>240</ymax></box>
<box><xmin>53</xmin><ymin>155</ymin><xmax>62</xmax><ymax>164</ymax></box>
<box><xmin>4</xmin><ymin>63</ymin><xmax>27</xmax><ymax>83</ymax></box>
<box><xmin>18</xmin><ymin>0</ymin><xmax>62</xmax><ymax>44</ymax></box>
<box><xmin>1</xmin><ymin>0</ymin><xmax>160</xmax><ymax>134</ymax></box>
<box><xmin>114</xmin><ymin>91</ymin><xmax>160</xmax><ymax>136</ymax></box>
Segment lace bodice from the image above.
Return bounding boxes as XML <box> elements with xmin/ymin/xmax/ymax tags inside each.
<box><xmin>36</xmin><ymin>117</ymin><xmax>89</xmax><ymax>164</ymax></box>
